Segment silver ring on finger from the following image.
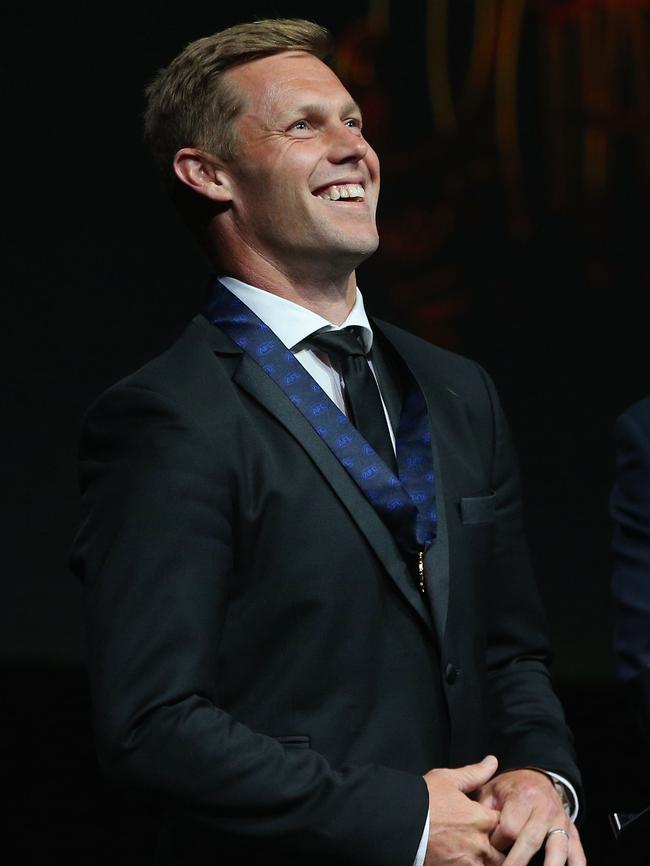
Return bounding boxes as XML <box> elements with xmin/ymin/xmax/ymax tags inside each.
<box><xmin>546</xmin><ymin>827</ymin><xmax>569</xmax><ymax>841</ymax></box>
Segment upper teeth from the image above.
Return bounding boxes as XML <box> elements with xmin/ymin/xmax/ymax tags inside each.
<box><xmin>318</xmin><ymin>183</ymin><xmax>365</xmax><ymax>201</ymax></box>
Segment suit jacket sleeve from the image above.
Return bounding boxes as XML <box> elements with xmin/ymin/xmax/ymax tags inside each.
<box><xmin>475</xmin><ymin>367</ymin><xmax>582</xmax><ymax>796</ymax></box>
<box><xmin>71</xmin><ymin>382</ymin><xmax>428</xmax><ymax>866</ymax></box>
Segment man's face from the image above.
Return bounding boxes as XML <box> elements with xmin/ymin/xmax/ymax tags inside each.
<box><xmin>221</xmin><ymin>51</ymin><xmax>380</xmax><ymax>278</ymax></box>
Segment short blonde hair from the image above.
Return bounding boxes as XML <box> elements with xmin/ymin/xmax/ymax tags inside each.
<box><xmin>144</xmin><ymin>19</ymin><xmax>331</xmax><ymax>182</ymax></box>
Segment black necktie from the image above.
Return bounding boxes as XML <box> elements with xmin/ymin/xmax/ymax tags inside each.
<box><xmin>305</xmin><ymin>326</ymin><xmax>398</xmax><ymax>474</ymax></box>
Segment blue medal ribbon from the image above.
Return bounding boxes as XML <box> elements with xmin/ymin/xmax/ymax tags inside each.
<box><xmin>203</xmin><ymin>280</ymin><xmax>436</xmax><ymax>555</ymax></box>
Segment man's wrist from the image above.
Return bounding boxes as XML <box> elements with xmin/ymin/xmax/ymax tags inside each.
<box><xmin>525</xmin><ymin>768</ymin><xmax>578</xmax><ymax>820</ymax></box>
<box><xmin>552</xmin><ymin>779</ymin><xmax>571</xmax><ymax>811</ymax></box>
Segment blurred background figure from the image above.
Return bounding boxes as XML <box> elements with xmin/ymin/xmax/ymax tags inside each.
<box><xmin>611</xmin><ymin>396</ymin><xmax>650</xmax><ymax>757</ymax></box>
<box><xmin>609</xmin><ymin>395</ymin><xmax>650</xmax><ymax>857</ymax></box>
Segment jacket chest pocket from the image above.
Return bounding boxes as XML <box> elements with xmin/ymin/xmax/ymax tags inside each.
<box><xmin>459</xmin><ymin>492</ymin><xmax>495</xmax><ymax>527</ymax></box>
<box><xmin>275</xmin><ymin>735</ymin><xmax>311</xmax><ymax>749</ymax></box>
<box><xmin>453</xmin><ymin>492</ymin><xmax>496</xmax><ymax>593</ymax></box>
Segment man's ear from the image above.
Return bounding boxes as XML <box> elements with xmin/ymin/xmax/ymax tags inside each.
<box><xmin>173</xmin><ymin>148</ymin><xmax>233</xmax><ymax>204</ymax></box>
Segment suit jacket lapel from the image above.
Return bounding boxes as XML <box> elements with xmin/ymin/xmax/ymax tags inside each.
<box><xmin>372</xmin><ymin>320</ymin><xmax>451</xmax><ymax>642</ymax></box>
<box><xmin>192</xmin><ymin>314</ymin><xmax>435</xmax><ymax>636</ymax></box>
<box><xmin>423</xmin><ymin>423</ymin><xmax>450</xmax><ymax>641</ymax></box>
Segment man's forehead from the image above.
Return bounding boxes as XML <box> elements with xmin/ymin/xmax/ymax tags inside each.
<box><xmin>228</xmin><ymin>51</ymin><xmax>355</xmax><ymax>115</ymax></box>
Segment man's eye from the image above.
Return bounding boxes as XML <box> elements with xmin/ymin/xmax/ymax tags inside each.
<box><xmin>290</xmin><ymin>120</ymin><xmax>310</xmax><ymax>131</ymax></box>
<box><xmin>344</xmin><ymin>118</ymin><xmax>362</xmax><ymax>129</ymax></box>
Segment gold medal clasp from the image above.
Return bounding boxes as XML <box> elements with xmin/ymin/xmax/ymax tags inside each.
<box><xmin>417</xmin><ymin>550</ymin><xmax>425</xmax><ymax>594</ymax></box>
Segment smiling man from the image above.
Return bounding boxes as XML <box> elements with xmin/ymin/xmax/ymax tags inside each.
<box><xmin>72</xmin><ymin>19</ymin><xmax>585</xmax><ymax>866</ymax></box>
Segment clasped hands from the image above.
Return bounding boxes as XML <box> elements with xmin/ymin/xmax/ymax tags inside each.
<box><xmin>422</xmin><ymin>756</ymin><xmax>586</xmax><ymax>866</ymax></box>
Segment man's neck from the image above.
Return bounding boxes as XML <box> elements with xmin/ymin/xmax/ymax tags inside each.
<box><xmin>213</xmin><ymin>254</ymin><xmax>358</xmax><ymax>326</ymax></box>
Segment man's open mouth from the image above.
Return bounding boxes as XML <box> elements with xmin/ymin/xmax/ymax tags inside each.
<box><xmin>313</xmin><ymin>183</ymin><xmax>365</xmax><ymax>202</ymax></box>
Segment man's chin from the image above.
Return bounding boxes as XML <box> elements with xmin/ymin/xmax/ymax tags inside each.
<box><xmin>281</xmin><ymin>228</ymin><xmax>380</xmax><ymax>276</ymax></box>
<box><xmin>350</xmin><ymin>235</ymin><xmax>380</xmax><ymax>263</ymax></box>
<box><xmin>331</xmin><ymin>228</ymin><xmax>380</xmax><ymax>262</ymax></box>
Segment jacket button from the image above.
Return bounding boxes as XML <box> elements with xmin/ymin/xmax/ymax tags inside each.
<box><xmin>444</xmin><ymin>663</ymin><xmax>458</xmax><ymax>684</ymax></box>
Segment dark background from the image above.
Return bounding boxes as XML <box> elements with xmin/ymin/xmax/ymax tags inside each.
<box><xmin>4</xmin><ymin>1</ymin><xmax>649</xmax><ymax>862</ymax></box>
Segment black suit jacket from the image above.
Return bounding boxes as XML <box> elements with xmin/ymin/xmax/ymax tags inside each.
<box><xmin>71</xmin><ymin>311</ymin><xmax>580</xmax><ymax>865</ymax></box>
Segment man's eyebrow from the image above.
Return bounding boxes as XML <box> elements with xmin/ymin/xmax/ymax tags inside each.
<box><xmin>341</xmin><ymin>99</ymin><xmax>362</xmax><ymax>117</ymax></box>
<box><xmin>282</xmin><ymin>99</ymin><xmax>362</xmax><ymax>119</ymax></box>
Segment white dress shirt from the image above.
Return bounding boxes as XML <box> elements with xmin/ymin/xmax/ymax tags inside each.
<box><xmin>220</xmin><ymin>276</ymin><xmax>396</xmax><ymax>448</ymax></box>
<box><xmin>218</xmin><ymin>276</ymin><xmax>578</xmax><ymax>866</ymax></box>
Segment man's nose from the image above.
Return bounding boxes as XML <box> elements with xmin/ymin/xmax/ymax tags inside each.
<box><xmin>326</xmin><ymin>125</ymin><xmax>369</xmax><ymax>163</ymax></box>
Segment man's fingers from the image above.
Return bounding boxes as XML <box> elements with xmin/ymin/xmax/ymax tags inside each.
<box><xmin>542</xmin><ymin>826</ymin><xmax>571</xmax><ymax>866</ymax></box>
<box><xmin>506</xmin><ymin>821</ymin><xmax>585</xmax><ymax>866</ymax></box>
<box><xmin>501</xmin><ymin>822</ymin><xmax>576</xmax><ymax>866</ymax></box>
<box><xmin>501</xmin><ymin>823</ymin><xmax>547</xmax><ymax>866</ymax></box>
<box><xmin>476</xmin><ymin>769</ymin><xmax>585</xmax><ymax>866</ymax></box>
<box><xmin>566</xmin><ymin>824</ymin><xmax>587</xmax><ymax>866</ymax></box>
<box><xmin>453</xmin><ymin>754</ymin><xmax>499</xmax><ymax>794</ymax></box>
<box><xmin>480</xmin><ymin>807</ymin><xmax>503</xmax><ymax>835</ymax></box>
<box><xmin>489</xmin><ymin>803</ymin><xmax>533</xmax><ymax>851</ymax></box>
<box><xmin>484</xmin><ymin>841</ymin><xmax>507</xmax><ymax>866</ymax></box>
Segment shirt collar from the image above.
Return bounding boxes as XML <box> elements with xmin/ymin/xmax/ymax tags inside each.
<box><xmin>218</xmin><ymin>276</ymin><xmax>374</xmax><ymax>353</ymax></box>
